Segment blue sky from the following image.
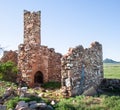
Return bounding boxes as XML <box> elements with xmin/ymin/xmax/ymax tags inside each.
<box><xmin>0</xmin><ymin>0</ymin><xmax>120</xmax><ymax>61</ymax></box>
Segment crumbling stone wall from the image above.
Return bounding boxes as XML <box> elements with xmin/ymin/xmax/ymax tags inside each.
<box><xmin>100</xmin><ymin>78</ymin><xmax>120</xmax><ymax>90</ymax></box>
<box><xmin>0</xmin><ymin>11</ymin><xmax>104</xmax><ymax>92</ymax></box>
<box><xmin>18</xmin><ymin>11</ymin><xmax>62</xmax><ymax>87</ymax></box>
<box><xmin>24</xmin><ymin>10</ymin><xmax>41</xmax><ymax>45</ymax></box>
<box><xmin>61</xmin><ymin>42</ymin><xmax>103</xmax><ymax>96</ymax></box>
<box><xmin>0</xmin><ymin>50</ymin><xmax>18</xmax><ymax>65</ymax></box>
<box><xmin>48</xmin><ymin>48</ymin><xmax>62</xmax><ymax>82</ymax></box>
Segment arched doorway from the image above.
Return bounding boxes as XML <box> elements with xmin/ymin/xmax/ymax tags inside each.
<box><xmin>34</xmin><ymin>71</ymin><xmax>43</xmax><ymax>84</ymax></box>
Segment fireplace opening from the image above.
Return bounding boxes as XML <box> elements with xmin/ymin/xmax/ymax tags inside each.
<box><xmin>34</xmin><ymin>71</ymin><xmax>43</xmax><ymax>84</ymax></box>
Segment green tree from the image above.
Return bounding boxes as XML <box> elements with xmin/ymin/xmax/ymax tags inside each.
<box><xmin>0</xmin><ymin>61</ymin><xmax>18</xmax><ymax>82</ymax></box>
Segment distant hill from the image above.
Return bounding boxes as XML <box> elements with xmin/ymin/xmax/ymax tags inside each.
<box><xmin>103</xmin><ymin>58</ymin><xmax>120</xmax><ymax>63</ymax></box>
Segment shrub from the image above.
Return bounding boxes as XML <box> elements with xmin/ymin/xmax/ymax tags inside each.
<box><xmin>0</xmin><ymin>61</ymin><xmax>18</xmax><ymax>82</ymax></box>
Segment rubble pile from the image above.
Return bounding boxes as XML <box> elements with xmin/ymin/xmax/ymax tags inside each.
<box><xmin>0</xmin><ymin>86</ymin><xmax>54</xmax><ymax>110</ymax></box>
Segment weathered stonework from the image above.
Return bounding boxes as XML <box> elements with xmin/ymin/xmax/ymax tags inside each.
<box><xmin>0</xmin><ymin>11</ymin><xmax>104</xmax><ymax>93</ymax></box>
<box><xmin>0</xmin><ymin>50</ymin><xmax>18</xmax><ymax>65</ymax></box>
<box><xmin>61</xmin><ymin>42</ymin><xmax>103</xmax><ymax>96</ymax></box>
<box><xmin>100</xmin><ymin>78</ymin><xmax>120</xmax><ymax>90</ymax></box>
<box><xmin>18</xmin><ymin>11</ymin><xmax>62</xmax><ymax>87</ymax></box>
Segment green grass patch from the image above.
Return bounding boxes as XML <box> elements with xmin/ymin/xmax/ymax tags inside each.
<box><xmin>54</xmin><ymin>95</ymin><xmax>120</xmax><ymax>110</ymax></box>
<box><xmin>42</xmin><ymin>81</ymin><xmax>61</xmax><ymax>89</ymax></box>
<box><xmin>103</xmin><ymin>95</ymin><xmax>120</xmax><ymax>110</ymax></box>
<box><xmin>0</xmin><ymin>80</ymin><xmax>17</xmax><ymax>96</ymax></box>
<box><xmin>104</xmin><ymin>63</ymin><xmax>120</xmax><ymax>79</ymax></box>
<box><xmin>1</xmin><ymin>80</ymin><xmax>120</xmax><ymax>110</ymax></box>
<box><xmin>54</xmin><ymin>95</ymin><xmax>103</xmax><ymax>110</ymax></box>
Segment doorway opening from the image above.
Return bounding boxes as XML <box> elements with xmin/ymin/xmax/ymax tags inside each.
<box><xmin>34</xmin><ymin>71</ymin><xmax>43</xmax><ymax>84</ymax></box>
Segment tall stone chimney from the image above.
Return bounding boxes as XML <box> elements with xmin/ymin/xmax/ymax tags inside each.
<box><xmin>24</xmin><ymin>10</ymin><xmax>41</xmax><ymax>45</ymax></box>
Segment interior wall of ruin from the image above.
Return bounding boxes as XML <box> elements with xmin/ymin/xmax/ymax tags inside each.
<box><xmin>61</xmin><ymin>42</ymin><xmax>103</xmax><ymax>96</ymax></box>
<box><xmin>48</xmin><ymin>48</ymin><xmax>62</xmax><ymax>82</ymax></box>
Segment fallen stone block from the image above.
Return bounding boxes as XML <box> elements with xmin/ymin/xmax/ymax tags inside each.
<box><xmin>0</xmin><ymin>105</ymin><xmax>7</xmax><ymax>110</ymax></box>
<box><xmin>83</xmin><ymin>86</ymin><xmax>97</xmax><ymax>96</ymax></box>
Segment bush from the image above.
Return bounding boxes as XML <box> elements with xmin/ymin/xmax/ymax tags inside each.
<box><xmin>0</xmin><ymin>61</ymin><xmax>18</xmax><ymax>82</ymax></box>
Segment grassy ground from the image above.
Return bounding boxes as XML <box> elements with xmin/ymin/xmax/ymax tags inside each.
<box><xmin>0</xmin><ymin>80</ymin><xmax>120</xmax><ymax>110</ymax></box>
<box><xmin>1</xmin><ymin>64</ymin><xmax>120</xmax><ymax>109</ymax></box>
<box><xmin>104</xmin><ymin>63</ymin><xmax>120</xmax><ymax>79</ymax></box>
<box><xmin>54</xmin><ymin>95</ymin><xmax>120</xmax><ymax>110</ymax></box>
<box><xmin>0</xmin><ymin>80</ymin><xmax>17</xmax><ymax>96</ymax></box>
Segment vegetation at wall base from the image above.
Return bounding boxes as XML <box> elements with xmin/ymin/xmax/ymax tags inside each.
<box><xmin>0</xmin><ymin>80</ymin><xmax>17</xmax><ymax>96</ymax></box>
<box><xmin>0</xmin><ymin>80</ymin><xmax>120</xmax><ymax>110</ymax></box>
<box><xmin>0</xmin><ymin>61</ymin><xmax>18</xmax><ymax>82</ymax></box>
<box><xmin>42</xmin><ymin>81</ymin><xmax>61</xmax><ymax>89</ymax></box>
<box><xmin>54</xmin><ymin>95</ymin><xmax>120</xmax><ymax>110</ymax></box>
<box><xmin>0</xmin><ymin>62</ymin><xmax>120</xmax><ymax>109</ymax></box>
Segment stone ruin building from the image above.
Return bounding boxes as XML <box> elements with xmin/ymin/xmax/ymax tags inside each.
<box><xmin>0</xmin><ymin>10</ymin><xmax>103</xmax><ymax>96</ymax></box>
<box><xmin>18</xmin><ymin>10</ymin><xmax>62</xmax><ymax>87</ymax></box>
